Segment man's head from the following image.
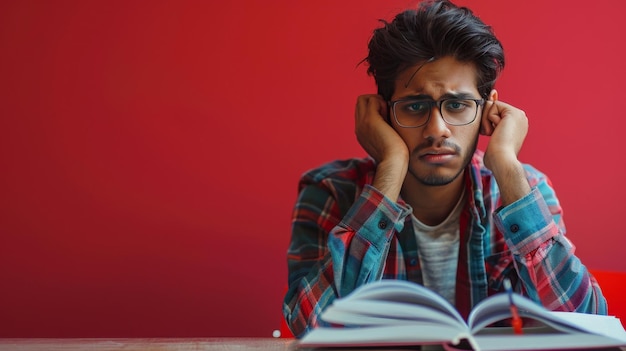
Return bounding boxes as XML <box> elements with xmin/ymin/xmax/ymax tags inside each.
<box><xmin>365</xmin><ymin>0</ymin><xmax>504</xmax><ymax>101</ymax></box>
<box><xmin>364</xmin><ymin>1</ymin><xmax>505</xmax><ymax>187</ymax></box>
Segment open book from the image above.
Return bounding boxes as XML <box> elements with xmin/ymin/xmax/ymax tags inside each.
<box><xmin>298</xmin><ymin>280</ymin><xmax>626</xmax><ymax>351</ymax></box>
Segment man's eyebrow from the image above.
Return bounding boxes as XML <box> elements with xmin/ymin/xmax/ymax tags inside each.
<box><xmin>439</xmin><ymin>92</ymin><xmax>479</xmax><ymax>100</ymax></box>
<box><xmin>398</xmin><ymin>92</ymin><xmax>479</xmax><ymax>100</ymax></box>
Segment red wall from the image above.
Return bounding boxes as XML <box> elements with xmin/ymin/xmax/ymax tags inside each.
<box><xmin>1</xmin><ymin>0</ymin><xmax>625</xmax><ymax>338</ymax></box>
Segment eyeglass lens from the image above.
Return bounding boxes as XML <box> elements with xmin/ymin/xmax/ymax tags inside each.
<box><xmin>393</xmin><ymin>99</ymin><xmax>480</xmax><ymax>127</ymax></box>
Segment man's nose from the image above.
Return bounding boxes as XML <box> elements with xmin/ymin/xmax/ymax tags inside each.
<box><xmin>422</xmin><ymin>106</ymin><xmax>451</xmax><ymax>139</ymax></box>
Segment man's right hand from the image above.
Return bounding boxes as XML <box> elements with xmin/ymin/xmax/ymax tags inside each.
<box><xmin>354</xmin><ymin>94</ymin><xmax>409</xmax><ymax>201</ymax></box>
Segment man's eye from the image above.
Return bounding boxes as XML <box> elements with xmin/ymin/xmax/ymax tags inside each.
<box><xmin>444</xmin><ymin>99</ymin><xmax>471</xmax><ymax>111</ymax></box>
<box><xmin>403</xmin><ymin>101</ymin><xmax>430</xmax><ymax>114</ymax></box>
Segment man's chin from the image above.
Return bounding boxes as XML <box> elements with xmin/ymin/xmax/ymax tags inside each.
<box><xmin>411</xmin><ymin>167</ymin><xmax>465</xmax><ymax>186</ymax></box>
<box><xmin>417</xmin><ymin>175</ymin><xmax>457</xmax><ymax>186</ymax></box>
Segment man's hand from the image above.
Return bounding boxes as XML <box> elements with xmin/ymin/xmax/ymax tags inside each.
<box><xmin>355</xmin><ymin>94</ymin><xmax>409</xmax><ymax>201</ymax></box>
<box><xmin>480</xmin><ymin>92</ymin><xmax>531</xmax><ymax>206</ymax></box>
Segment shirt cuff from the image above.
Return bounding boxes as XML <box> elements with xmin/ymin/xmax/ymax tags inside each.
<box><xmin>494</xmin><ymin>187</ymin><xmax>560</xmax><ymax>256</ymax></box>
<box><xmin>340</xmin><ymin>184</ymin><xmax>412</xmax><ymax>251</ymax></box>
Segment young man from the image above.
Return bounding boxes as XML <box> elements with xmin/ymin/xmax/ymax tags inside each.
<box><xmin>283</xmin><ymin>0</ymin><xmax>607</xmax><ymax>338</ymax></box>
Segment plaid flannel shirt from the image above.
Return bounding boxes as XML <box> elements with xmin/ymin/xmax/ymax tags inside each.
<box><xmin>283</xmin><ymin>150</ymin><xmax>607</xmax><ymax>338</ymax></box>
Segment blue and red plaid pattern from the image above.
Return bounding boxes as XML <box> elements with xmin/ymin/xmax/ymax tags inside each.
<box><xmin>283</xmin><ymin>151</ymin><xmax>607</xmax><ymax>338</ymax></box>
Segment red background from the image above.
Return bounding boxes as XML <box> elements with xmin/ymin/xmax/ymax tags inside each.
<box><xmin>1</xmin><ymin>0</ymin><xmax>625</xmax><ymax>338</ymax></box>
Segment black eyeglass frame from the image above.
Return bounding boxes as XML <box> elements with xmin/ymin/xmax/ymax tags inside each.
<box><xmin>388</xmin><ymin>98</ymin><xmax>485</xmax><ymax>128</ymax></box>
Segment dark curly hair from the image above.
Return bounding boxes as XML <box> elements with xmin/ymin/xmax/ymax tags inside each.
<box><xmin>365</xmin><ymin>0</ymin><xmax>504</xmax><ymax>101</ymax></box>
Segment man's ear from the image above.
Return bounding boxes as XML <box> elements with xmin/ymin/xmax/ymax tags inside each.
<box><xmin>488</xmin><ymin>89</ymin><xmax>498</xmax><ymax>102</ymax></box>
<box><xmin>479</xmin><ymin>89</ymin><xmax>499</xmax><ymax>136</ymax></box>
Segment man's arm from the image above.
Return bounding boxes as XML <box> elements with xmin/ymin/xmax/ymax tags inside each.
<box><xmin>482</xmin><ymin>94</ymin><xmax>606</xmax><ymax>313</ymax></box>
<box><xmin>283</xmin><ymin>170</ymin><xmax>411</xmax><ymax>338</ymax></box>
<box><xmin>481</xmin><ymin>94</ymin><xmax>531</xmax><ymax>207</ymax></box>
<box><xmin>355</xmin><ymin>94</ymin><xmax>408</xmax><ymax>201</ymax></box>
<box><xmin>494</xmin><ymin>170</ymin><xmax>607</xmax><ymax>314</ymax></box>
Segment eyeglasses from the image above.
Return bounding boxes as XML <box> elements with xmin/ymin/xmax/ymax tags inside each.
<box><xmin>389</xmin><ymin>98</ymin><xmax>485</xmax><ymax>128</ymax></box>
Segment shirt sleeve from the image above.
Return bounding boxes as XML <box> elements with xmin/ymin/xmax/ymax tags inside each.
<box><xmin>493</xmin><ymin>179</ymin><xmax>607</xmax><ymax>315</ymax></box>
<box><xmin>283</xmin><ymin>182</ymin><xmax>411</xmax><ymax>338</ymax></box>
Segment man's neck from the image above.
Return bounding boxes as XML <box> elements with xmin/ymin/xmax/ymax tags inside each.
<box><xmin>400</xmin><ymin>172</ymin><xmax>466</xmax><ymax>227</ymax></box>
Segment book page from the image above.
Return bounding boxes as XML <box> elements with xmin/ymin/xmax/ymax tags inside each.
<box><xmin>298</xmin><ymin>324</ymin><xmax>469</xmax><ymax>348</ymax></box>
<box><xmin>324</xmin><ymin>299</ymin><xmax>467</xmax><ymax>328</ymax></box>
<box><xmin>468</xmin><ymin>293</ymin><xmax>584</xmax><ymax>334</ymax></box>
<box><xmin>472</xmin><ymin>333</ymin><xmax>626</xmax><ymax>351</ymax></box>
<box><xmin>547</xmin><ymin>312</ymin><xmax>626</xmax><ymax>342</ymax></box>
<box><xmin>468</xmin><ymin>293</ymin><xmax>626</xmax><ymax>344</ymax></box>
<box><xmin>340</xmin><ymin>280</ymin><xmax>465</xmax><ymax>324</ymax></box>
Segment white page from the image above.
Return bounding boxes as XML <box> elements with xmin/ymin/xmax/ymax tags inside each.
<box><xmin>469</xmin><ymin>294</ymin><xmax>587</xmax><ymax>335</ymax></box>
<box><xmin>473</xmin><ymin>333</ymin><xmax>626</xmax><ymax>351</ymax></box>
<box><xmin>343</xmin><ymin>280</ymin><xmax>465</xmax><ymax>324</ymax></box>
<box><xmin>298</xmin><ymin>324</ymin><xmax>468</xmax><ymax>348</ymax></box>
<box><xmin>326</xmin><ymin>299</ymin><xmax>466</xmax><ymax>328</ymax></box>
<box><xmin>547</xmin><ymin>312</ymin><xmax>626</xmax><ymax>342</ymax></box>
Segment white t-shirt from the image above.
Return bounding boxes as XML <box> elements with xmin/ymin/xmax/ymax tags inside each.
<box><xmin>411</xmin><ymin>189</ymin><xmax>466</xmax><ymax>305</ymax></box>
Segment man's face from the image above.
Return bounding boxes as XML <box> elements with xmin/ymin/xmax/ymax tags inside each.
<box><xmin>390</xmin><ymin>56</ymin><xmax>482</xmax><ymax>186</ymax></box>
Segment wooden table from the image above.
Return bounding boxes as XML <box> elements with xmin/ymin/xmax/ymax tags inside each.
<box><xmin>0</xmin><ymin>338</ymin><xmax>624</xmax><ymax>351</ymax></box>
<box><xmin>0</xmin><ymin>338</ymin><xmax>297</xmax><ymax>351</ymax></box>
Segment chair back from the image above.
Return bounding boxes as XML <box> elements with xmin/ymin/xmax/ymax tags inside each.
<box><xmin>279</xmin><ymin>313</ymin><xmax>293</xmax><ymax>338</ymax></box>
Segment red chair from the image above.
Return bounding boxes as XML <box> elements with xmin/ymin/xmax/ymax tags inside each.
<box><xmin>278</xmin><ymin>313</ymin><xmax>294</xmax><ymax>338</ymax></box>
<box><xmin>589</xmin><ymin>269</ymin><xmax>626</xmax><ymax>327</ymax></box>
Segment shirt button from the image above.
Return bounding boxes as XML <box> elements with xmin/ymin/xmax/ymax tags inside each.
<box><xmin>409</xmin><ymin>258</ymin><xmax>418</xmax><ymax>266</ymax></box>
<box><xmin>378</xmin><ymin>220</ymin><xmax>387</xmax><ymax>229</ymax></box>
<box><xmin>510</xmin><ymin>224</ymin><xmax>520</xmax><ymax>233</ymax></box>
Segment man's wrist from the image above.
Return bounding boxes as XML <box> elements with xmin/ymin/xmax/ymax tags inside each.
<box><xmin>489</xmin><ymin>155</ymin><xmax>531</xmax><ymax>206</ymax></box>
<box><xmin>372</xmin><ymin>157</ymin><xmax>408</xmax><ymax>201</ymax></box>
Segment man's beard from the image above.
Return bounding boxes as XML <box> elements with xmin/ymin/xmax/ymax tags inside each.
<box><xmin>416</xmin><ymin>166</ymin><xmax>467</xmax><ymax>186</ymax></box>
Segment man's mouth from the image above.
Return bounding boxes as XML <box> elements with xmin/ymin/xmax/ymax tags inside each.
<box><xmin>418</xmin><ymin>148</ymin><xmax>457</xmax><ymax>164</ymax></box>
